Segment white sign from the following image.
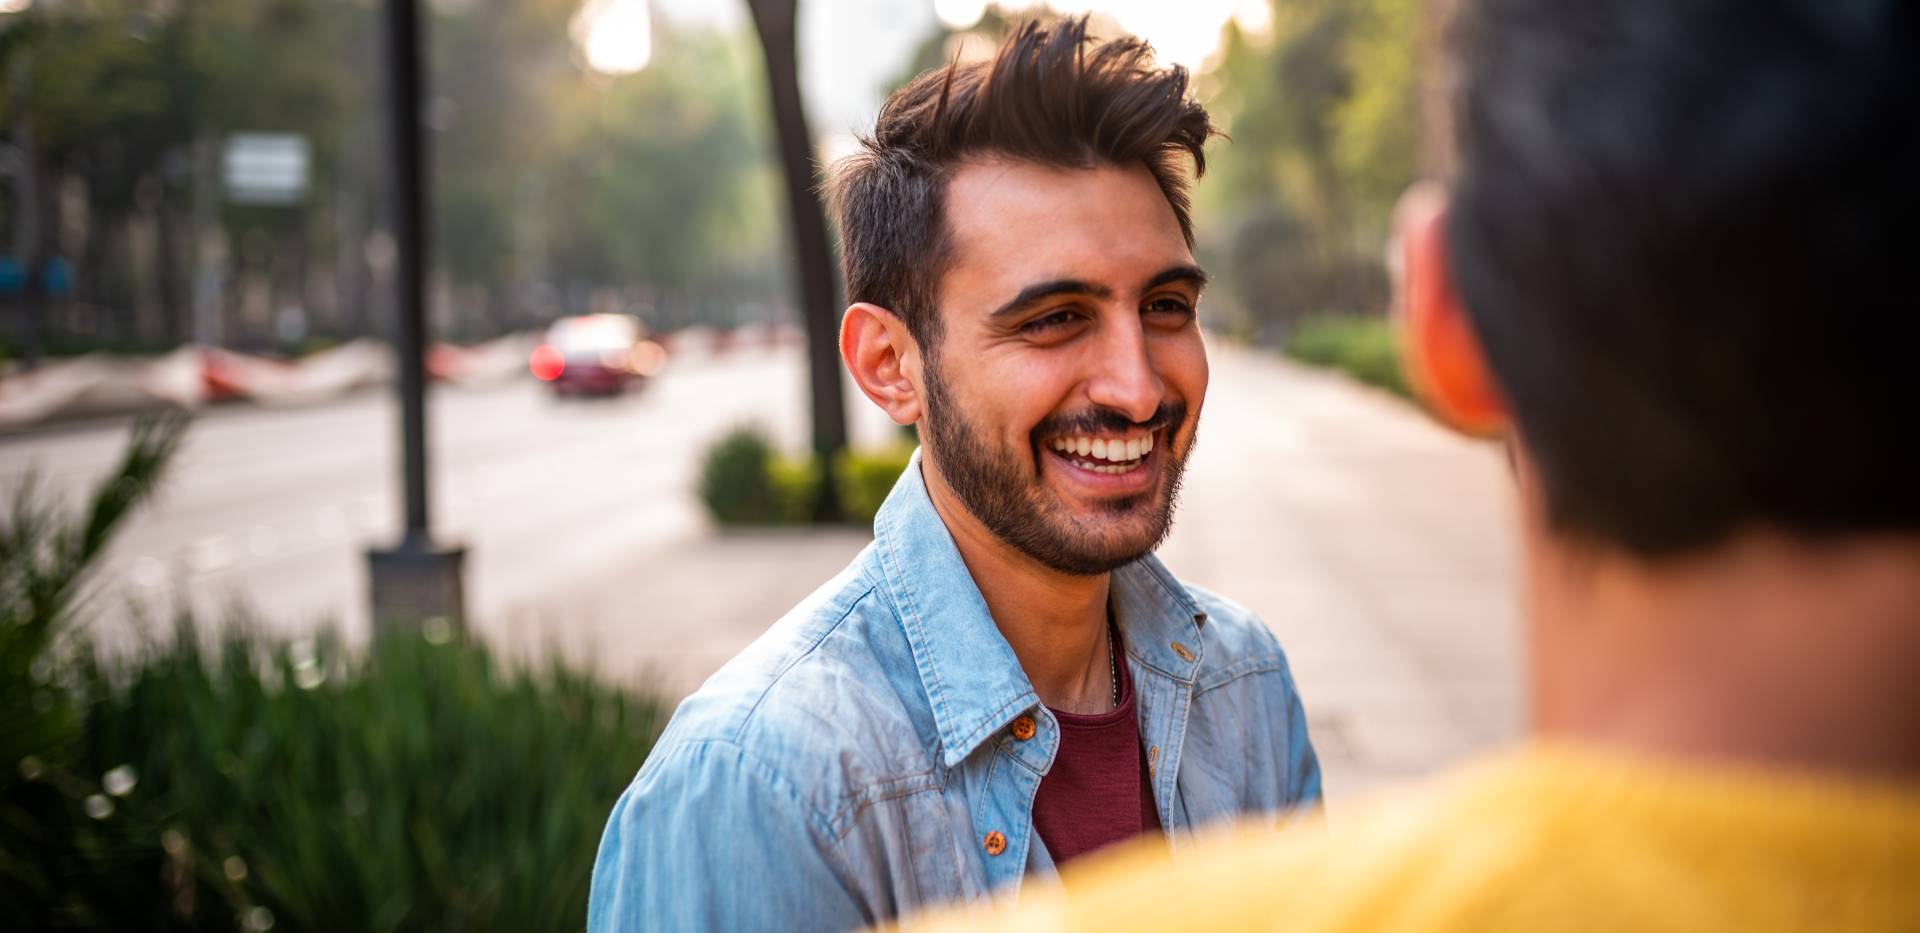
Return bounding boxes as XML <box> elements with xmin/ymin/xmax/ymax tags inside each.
<box><xmin>223</xmin><ymin>133</ymin><xmax>310</xmax><ymax>206</ymax></box>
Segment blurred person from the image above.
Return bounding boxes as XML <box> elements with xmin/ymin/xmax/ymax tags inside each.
<box><xmin>585</xmin><ymin>18</ymin><xmax>1321</xmax><ymax>933</ymax></box>
<box><xmin>897</xmin><ymin>0</ymin><xmax>1920</xmax><ymax>930</ymax></box>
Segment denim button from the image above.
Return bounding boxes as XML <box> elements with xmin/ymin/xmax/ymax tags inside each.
<box><xmin>983</xmin><ymin>831</ymin><xmax>1007</xmax><ymax>856</ymax></box>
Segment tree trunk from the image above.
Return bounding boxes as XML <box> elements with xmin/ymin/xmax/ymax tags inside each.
<box><xmin>746</xmin><ymin>0</ymin><xmax>847</xmax><ymax>522</ymax></box>
<box><xmin>154</xmin><ymin>170</ymin><xmax>186</xmax><ymax>344</ymax></box>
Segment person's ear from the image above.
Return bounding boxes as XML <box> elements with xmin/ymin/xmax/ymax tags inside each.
<box><xmin>840</xmin><ymin>302</ymin><xmax>924</xmax><ymax>426</ymax></box>
<box><xmin>1392</xmin><ymin>183</ymin><xmax>1508</xmax><ymax>437</ymax></box>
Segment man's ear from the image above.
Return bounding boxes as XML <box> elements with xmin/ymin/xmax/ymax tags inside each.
<box><xmin>1393</xmin><ymin>183</ymin><xmax>1508</xmax><ymax>437</ymax></box>
<box><xmin>840</xmin><ymin>302</ymin><xmax>924</xmax><ymax>426</ymax></box>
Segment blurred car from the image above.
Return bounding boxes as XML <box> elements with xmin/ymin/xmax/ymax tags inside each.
<box><xmin>528</xmin><ymin>313</ymin><xmax>667</xmax><ymax>397</ymax></box>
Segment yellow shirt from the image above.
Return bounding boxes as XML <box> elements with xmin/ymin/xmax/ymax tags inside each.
<box><xmin>899</xmin><ymin>744</ymin><xmax>1920</xmax><ymax>932</ymax></box>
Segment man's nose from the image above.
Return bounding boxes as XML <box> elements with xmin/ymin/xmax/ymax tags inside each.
<box><xmin>1084</xmin><ymin>316</ymin><xmax>1164</xmax><ymax>425</ymax></box>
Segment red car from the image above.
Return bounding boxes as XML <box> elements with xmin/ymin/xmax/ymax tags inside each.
<box><xmin>529</xmin><ymin>314</ymin><xmax>667</xmax><ymax>397</ymax></box>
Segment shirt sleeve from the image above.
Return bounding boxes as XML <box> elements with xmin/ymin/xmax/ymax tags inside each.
<box><xmin>1281</xmin><ymin>655</ymin><xmax>1325</xmax><ymax>806</ymax></box>
<box><xmin>587</xmin><ymin>739</ymin><xmax>870</xmax><ymax>932</ymax></box>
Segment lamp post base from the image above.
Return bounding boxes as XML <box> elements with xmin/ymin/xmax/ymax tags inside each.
<box><xmin>367</xmin><ymin>537</ymin><xmax>467</xmax><ymax>634</ymax></box>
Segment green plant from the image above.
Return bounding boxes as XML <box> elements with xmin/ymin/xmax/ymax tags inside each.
<box><xmin>699</xmin><ymin>426</ymin><xmax>914</xmax><ymax>528</ymax></box>
<box><xmin>72</xmin><ymin>622</ymin><xmax>665</xmax><ymax>933</ymax></box>
<box><xmin>835</xmin><ymin>446</ymin><xmax>914</xmax><ymax>526</ymax></box>
<box><xmin>767</xmin><ymin>456</ymin><xmax>822</xmax><ymax>525</ymax></box>
<box><xmin>1284</xmin><ymin>313</ymin><xmax>1412</xmax><ymax>398</ymax></box>
<box><xmin>697</xmin><ymin>425</ymin><xmax>788</xmax><ymax>525</ymax></box>
<box><xmin>1</xmin><ymin>413</ymin><xmax>189</xmax><ymax>928</ymax></box>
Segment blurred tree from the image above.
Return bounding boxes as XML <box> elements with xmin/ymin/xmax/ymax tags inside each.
<box><xmin>3</xmin><ymin>0</ymin><xmax>368</xmax><ymax>350</ymax></box>
<box><xmin>429</xmin><ymin>0</ymin><xmax>571</xmax><ymax>338</ymax></box>
<box><xmin>1333</xmin><ymin>0</ymin><xmax>1421</xmax><ymax>232</ymax></box>
<box><xmin>1</xmin><ymin>0</ymin><xmax>791</xmax><ymax>354</ymax></box>
<box><xmin>1197</xmin><ymin>0</ymin><xmax>1425</xmax><ymax>339</ymax></box>
<box><xmin>746</xmin><ymin>0</ymin><xmax>845</xmax><ymax>522</ymax></box>
<box><xmin>545</xmin><ymin>25</ymin><xmax>780</xmax><ymax>327</ymax></box>
<box><xmin>3</xmin><ymin>4</ymin><xmax>182</xmax><ymax>353</ymax></box>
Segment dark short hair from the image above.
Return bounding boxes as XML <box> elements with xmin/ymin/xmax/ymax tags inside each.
<box><xmin>829</xmin><ymin>17</ymin><xmax>1215</xmax><ymax>353</ymax></box>
<box><xmin>1446</xmin><ymin>0</ymin><xmax>1920</xmax><ymax>555</ymax></box>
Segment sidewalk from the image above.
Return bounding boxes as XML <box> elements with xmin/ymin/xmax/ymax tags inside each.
<box><xmin>522</xmin><ymin>342</ymin><xmax>1520</xmax><ymax>802</ymax></box>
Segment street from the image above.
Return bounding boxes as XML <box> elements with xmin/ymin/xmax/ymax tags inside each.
<box><xmin>0</xmin><ymin>340</ymin><xmax>1520</xmax><ymax>799</ymax></box>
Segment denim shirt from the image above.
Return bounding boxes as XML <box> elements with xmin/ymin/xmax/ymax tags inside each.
<box><xmin>588</xmin><ymin>454</ymin><xmax>1320</xmax><ymax>932</ymax></box>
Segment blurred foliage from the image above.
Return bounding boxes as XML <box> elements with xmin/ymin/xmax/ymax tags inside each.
<box><xmin>1</xmin><ymin>417</ymin><xmax>668</xmax><ymax>930</ymax></box>
<box><xmin>834</xmin><ymin>446</ymin><xmax>913</xmax><ymax>527</ymax></box>
<box><xmin>76</xmin><ymin>623</ymin><xmax>665</xmax><ymax>932</ymax></box>
<box><xmin>699</xmin><ymin>425</ymin><xmax>790</xmax><ymax>525</ymax></box>
<box><xmin>700</xmin><ymin>425</ymin><xmax>912</xmax><ymax>528</ymax></box>
<box><xmin>1284</xmin><ymin>313</ymin><xmax>1410</xmax><ymax>398</ymax></box>
<box><xmin>1</xmin><ymin>413</ymin><xmax>187</xmax><ymax>930</ymax></box>
<box><xmin>1</xmin><ymin>412</ymin><xmax>186</xmax><ymax>781</ymax></box>
<box><xmin>545</xmin><ymin>29</ymin><xmax>777</xmax><ymax>318</ymax></box>
<box><xmin>767</xmin><ymin>456</ymin><xmax>825</xmax><ymax>526</ymax></box>
<box><xmin>1197</xmin><ymin>0</ymin><xmax>1426</xmax><ymax>338</ymax></box>
<box><xmin>0</xmin><ymin>0</ymin><xmax>787</xmax><ymax>352</ymax></box>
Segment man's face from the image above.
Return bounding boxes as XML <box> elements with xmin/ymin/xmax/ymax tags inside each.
<box><xmin>918</xmin><ymin>158</ymin><xmax>1209</xmax><ymax>576</ymax></box>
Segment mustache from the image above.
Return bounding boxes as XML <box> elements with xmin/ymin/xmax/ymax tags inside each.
<box><xmin>1031</xmin><ymin>399</ymin><xmax>1188</xmax><ymax>441</ymax></box>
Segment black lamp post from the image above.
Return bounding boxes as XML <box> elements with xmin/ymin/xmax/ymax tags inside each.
<box><xmin>367</xmin><ymin>0</ymin><xmax>466</xmax><ymax>631</ymax></box>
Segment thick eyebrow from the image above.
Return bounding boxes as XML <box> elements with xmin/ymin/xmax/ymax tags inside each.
<box><xmin>985</xmin><ymin>264</ymin><xmax>1209</xmax><ymax>324</ymax></box>
<box><xmin>987</xmin><ymin>279</ymin><xmax>1114</xmax><ymax>323</ymax></box>
<box><xmin>1142</xmin><ymin>263</ymin><xmax>1209</xmax><ymax>294</ymax></box>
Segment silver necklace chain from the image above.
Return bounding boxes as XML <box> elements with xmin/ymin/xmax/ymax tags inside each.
<box><xmin>1107</xmin><ymin>623</ymin><xmax>1120</xmax><ymax>710</ymax></box>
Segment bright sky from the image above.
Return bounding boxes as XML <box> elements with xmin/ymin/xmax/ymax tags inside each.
<box><xmin>587</xmin><ymin>0</ymin><xmax>1273</xmax><ymax>146</ymax></box>
<box><xmin>574</xmin><ymin>0</ymin><xmax>655</xmax><ymax>74</ymax></box>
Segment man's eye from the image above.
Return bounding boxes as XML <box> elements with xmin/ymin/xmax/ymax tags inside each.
<box><xmin>1022</xmin><ymin>310</ymin><xmax>1082</xmax><ymax>333</ymax></box>
<box><xmin>1146</xmin><ymin>297</ymin><xmax>1195</xmax><ymax>319</ymax></box>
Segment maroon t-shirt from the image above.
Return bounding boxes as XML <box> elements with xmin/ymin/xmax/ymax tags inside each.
<box><xmin>1030</xmin><ymin>628</ymin><xmax>1162</xmax><ymax>867</ymax></box>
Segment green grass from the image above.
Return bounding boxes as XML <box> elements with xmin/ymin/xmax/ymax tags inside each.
<box><xmin>1283</xmin><ymin>313</ymin><xmax>1413</xmax><ymax>399</ymax></box>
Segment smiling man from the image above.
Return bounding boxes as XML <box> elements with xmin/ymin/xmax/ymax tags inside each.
<box><xmin>586</xmin><ymin>18</ymin><xmax>1319</xmax><ymax>933</ymax></box>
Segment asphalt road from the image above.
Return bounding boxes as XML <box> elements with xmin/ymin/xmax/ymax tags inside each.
<box><xmin>0</xmin><ymin>345</ymin><xmax>899</xmax><ymax>653</ymax></box>
<box><xmin>2</xmin><ymin>341</ymin><xmax>1522</xmax><ymax>796</ymax></box>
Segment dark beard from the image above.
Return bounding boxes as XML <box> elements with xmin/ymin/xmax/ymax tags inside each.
<box><xmin>920</xmin><ymin>362</ymin><xmax>1193</xmax><ymax>576</ymax></box>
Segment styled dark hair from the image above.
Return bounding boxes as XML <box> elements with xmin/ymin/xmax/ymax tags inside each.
<box><xmin>1445</xmin><ymin>0</ymin><xmax>1920</xmax><ymax>556</ymax></box>
<box><xmin>829</xmin><ymin>17</ymin><xmax>1215</xmax><ymax>353</ymax></box>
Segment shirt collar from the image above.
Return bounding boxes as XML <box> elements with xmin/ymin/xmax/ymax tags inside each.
<box><xmin>870</xmin><ymin>450</ymin><xmax>1208</xmax><ymax>768</ymax></box>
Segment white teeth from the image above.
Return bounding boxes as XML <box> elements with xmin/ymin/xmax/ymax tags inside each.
<box><xmin>1047</xmin><ymin>433</ymin><xmax>1159</xmax><ymax>467</ymax></box>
